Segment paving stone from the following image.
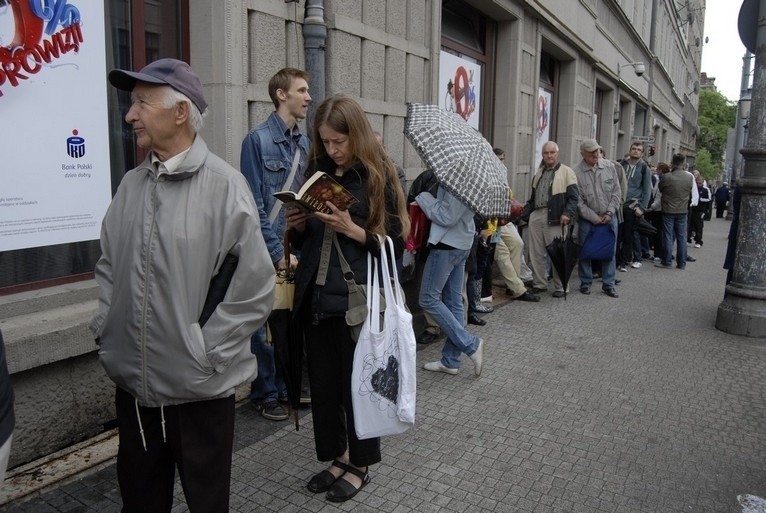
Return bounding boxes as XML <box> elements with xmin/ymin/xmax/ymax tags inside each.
<box><xmin>3</xmin><ymin>219</ymin><xmax>766</xmax><ymax>513</ymax></box>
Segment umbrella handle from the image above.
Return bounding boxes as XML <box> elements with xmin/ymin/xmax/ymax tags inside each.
<box><xmin>284</xmin><ymin>230</ymin><xmax>290</xmax><ymax>263</ymax></box>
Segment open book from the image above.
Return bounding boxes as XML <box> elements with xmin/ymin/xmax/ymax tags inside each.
<box><xmin>273</xmin><ymin>172</ymin><xmax>358</xmax><ymax>214</ymax></box>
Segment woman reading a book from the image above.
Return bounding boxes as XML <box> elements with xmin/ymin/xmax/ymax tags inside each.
<box><xmin>286</xmin><ymin>95</ymin><xmax>409</xmax><ymax>503</ymax></box>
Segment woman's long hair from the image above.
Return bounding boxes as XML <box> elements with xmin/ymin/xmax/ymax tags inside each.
<box><xmin>309</xmin><ymin>95</ymin><xmax>410</xmax><ymax>239</ymax></box>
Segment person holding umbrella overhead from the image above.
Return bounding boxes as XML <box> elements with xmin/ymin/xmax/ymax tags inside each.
<box><xmin>417</xmin><ymin>185</ymin><xmax>485</xmax><ymax>377</ymax></box>
<box><xmin>286</xmin><ymin>95</ymin><xmax>409</xmax><ymax>503</ymax></box>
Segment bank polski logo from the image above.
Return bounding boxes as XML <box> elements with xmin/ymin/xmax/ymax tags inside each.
<box><xmin>67</xmin><ymin>129</ymin><xmax>85</xmax><ymax>158</ymax></box>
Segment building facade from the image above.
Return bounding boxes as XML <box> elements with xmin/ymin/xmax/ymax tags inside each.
<box><xmin>0</xmin><ymin>0</ymin><xmax>703</xmax><ymax>468</ymax></box>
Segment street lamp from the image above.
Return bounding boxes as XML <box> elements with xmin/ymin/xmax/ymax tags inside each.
<box><xmin>614</xmin><ymin>62</ymin><xmax>646</xmax><ymax>124</ymax></box>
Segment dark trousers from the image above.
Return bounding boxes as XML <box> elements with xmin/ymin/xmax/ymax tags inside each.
<box><xmin>305</xmin><ymin>317</ymin><xmax>381</xmax><ymax>467</ymax></box>
<box><xmin>715</xmin><ymin>200</ymin><xmax>727</xmax><ymax>218</ymax></box>
<box><xmin>687</xmin><ymin>209</ymin><xmax>705</xmax><ymax>244</ymax></box>
<box><xmin>475</xmin><ymin>239</ymin><xmax>494</xmax><ymax>297</ymax></box>
<box><xmin>619</xmin><ymin>205</ymin><xmax>639</xmax><ymax>265</ymax></box>
<box><xmin>646</xmin><ymin>211</ymin><xmax>665</xmax><ymax>260</ymax></box>
<box><xmin>115</xmin><ymin>387</ymin><xmax>235</xmax><ymax>513</ymax></box>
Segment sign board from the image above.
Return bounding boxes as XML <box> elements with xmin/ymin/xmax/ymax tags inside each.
<box><xmin>439</xmin><ymin>51</ymin><xmax>481</xmax><ymax>130</ymax></box>
<box><xmin>739</xmin><ymin>0</ymin><xmax>758</xmax><ymax>54</ymax></box>
<box><xmin>0</xmin><ymin>0</ymin><xmax>112</xmax><ymax>252</ymax></box>
<box><xmin>631</xmin><ymin>135</ymin><xmax>656</xmax><ymax>143</ymax></box>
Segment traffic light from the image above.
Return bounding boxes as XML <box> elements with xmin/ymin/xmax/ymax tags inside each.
<box><xmin>648</xmin><ymin>145</ymin><xmax>656</xmax><ymax>157</ymax></box>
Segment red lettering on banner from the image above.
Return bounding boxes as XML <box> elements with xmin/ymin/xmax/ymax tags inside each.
<box><xmin>0</xmin><ymin>23</ymin><xmax>83</xmax><ymax>97</ymax></box>
<box><xmin>1</xmin><ymin>58</ymin><xmax>28</xmax><ymax>87</ymax></box>
<box><xmin>0</xmin><ymin>0</ymin><xmax>84</xmax><ymax>98</ymax></box>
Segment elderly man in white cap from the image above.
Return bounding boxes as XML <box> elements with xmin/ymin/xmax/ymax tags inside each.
<box><xmin>91</xmin><ymin>58</ymin><xmax>275</xmax><ymax>512</ymax></box>
<box><xmin>572</xmin><ymin>138</ymin><xmax>623</xmax><ymax>298</ymax></box>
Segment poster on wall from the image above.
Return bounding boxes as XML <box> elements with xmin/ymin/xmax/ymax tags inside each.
<box><xmin>534</xmin><ymin>87</ymin><xmax>552</xmax><ymax>169</ymax></box>
<box><xmin>0</xmin><ymin>0</ymin><xmax>111</xmax><ymax>252</ymax></box>
<box><xmin>438</xmin><ymin>51</ymin><xmax>481</xmax><ymax>130</ymax></box>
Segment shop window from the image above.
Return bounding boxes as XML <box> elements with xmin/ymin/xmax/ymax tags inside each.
<box><xmin>442</xmin><ymin>0</ymin><xmax>484</xmax><ymax>53</ymax></box>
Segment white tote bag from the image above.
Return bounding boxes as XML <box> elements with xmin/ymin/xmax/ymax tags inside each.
<box><xmin>352</xmin><ymin>237</ymin><xmax>417</xmax><ymax>439</ymax></box>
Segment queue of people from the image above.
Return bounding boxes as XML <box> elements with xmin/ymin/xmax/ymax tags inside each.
<box><xmin>87</xmin><ymin>56</ymin><xmax>727</xmax><ymax>511</ymax></box>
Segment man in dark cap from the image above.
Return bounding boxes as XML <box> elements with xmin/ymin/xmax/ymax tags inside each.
<box><xmin>91</xmin><ymin>58</ymin><xmax>275</xmax><ymax>512</ymax></box>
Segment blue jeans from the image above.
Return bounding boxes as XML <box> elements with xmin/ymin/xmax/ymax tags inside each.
<box><xmin>578</xmin><ymin>217</ymin><xmax>618</xmax><ymax>290</ymax></box>
<box><xmin>662</xmin><ymin>213</ymin><xmax>688</xmax><ymax>267</ymax></box>
<box><xmin>419</xmin><ymin>248</ymin><xmax>480</xmax><ymax>369</ymax></box>
<box><xmin>249</xmin><ymin>326</ymin><xmax>286</xmax><ymax>404</ymax></box>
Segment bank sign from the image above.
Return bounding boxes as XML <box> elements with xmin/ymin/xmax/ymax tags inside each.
<box><xmin>0</xmin><ymin>0</ymin><xmax>111</xmax><ymax>251</ymax></box>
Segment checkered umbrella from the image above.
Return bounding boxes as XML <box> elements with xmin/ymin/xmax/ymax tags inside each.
<box><xmin>403</xmin><ymin>103</ymin><xmax>512</xmax><ymax>218</ymax></box>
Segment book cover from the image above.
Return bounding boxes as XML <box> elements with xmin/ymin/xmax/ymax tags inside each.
<box><xmin>273</xmin><ymin>172</ymin><xmax>358</xmax><ymax>214</ymax></box>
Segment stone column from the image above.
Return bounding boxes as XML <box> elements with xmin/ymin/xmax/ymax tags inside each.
<box><xmin>716</xmin><ymin>1</ymin><xmax>766</xmax><ymax>337</ymax></box>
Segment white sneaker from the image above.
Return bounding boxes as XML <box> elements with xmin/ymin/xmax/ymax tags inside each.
<box><xmin>423</xmin><ymin>361</ymin><xmax>458</xmax><ymax>375</ymax></box>
<box><xmin>618</xmin><ymin>265</ymin><xmax>628</xmax><ymax>272</ymax></box>
<box><xmin>694</xmin><ymin>243</ymin><xmax>701</xmax><ymax>248</ymax></box>
<box><xmin>631</xmin><ymin>261</ymin><xmax>642</xmax><ymax>269</ymax></box>
<box><xmin>469</xmin><ymin>339</ymin><xmax>484</xmax><ymax>377</ymax></box>
<box><xmin>480</xmin><ymin>295</ymin><xmax>494</xmax><ymax>303</ymax></box>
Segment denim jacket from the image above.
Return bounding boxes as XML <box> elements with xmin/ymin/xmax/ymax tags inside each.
<box><xmin>240</xmin><ymin>112</ymin><xmax>310</xmax><ymax>264</ymax></box>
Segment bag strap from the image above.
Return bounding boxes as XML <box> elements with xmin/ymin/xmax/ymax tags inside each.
<box><xmin>315</xmin><ymin>228</ymin><xmax>368</xmax><ymax>311</ymax></box>
<box><xmin>268</xmin><ymin>149</ymin><xmax>302</xmax><ymax>223</ymax></box>
<box><xmin>379</xmin><ymin>236</ymin><xmax>405</xmax><ymax>308</ymax></box>
<box><xmin>366</xmin><ymin>241</ymin><xmax>381</xmax><ymax>332</ymax></box>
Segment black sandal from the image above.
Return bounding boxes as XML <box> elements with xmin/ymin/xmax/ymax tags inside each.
<box><xmin>325</xmin><ymin>464</ymin><xmax>370</xmax><ymax>503</ymax></box>
<box><xmin>306</xmin><ymin>459</ymin><xmax>351</xmax><ymax>493</ymax></box>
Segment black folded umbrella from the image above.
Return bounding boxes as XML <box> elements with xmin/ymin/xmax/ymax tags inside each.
<box><xmin>546</xmin><ymin>225</ymin><xmax>580</xmax><ymax>300</ymax></box>
<box><xmin>635</xmin><ymin>215</ymin><xmax>657</xmax><ymax>236</ymax></box>
<box><xmin>269</xmin><ymin>232</ymin><xmax>304</xmax><ymax>430</ymax></box>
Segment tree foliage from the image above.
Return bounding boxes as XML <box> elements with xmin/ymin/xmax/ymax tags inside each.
<box><xmin>696</xmin><ymin>89</ymin><xmax>736</xmax><ymax>181</ymax></box>
<box><xmin>694</xmin><ymin>148</ymin><xmax>715</xmax><ymax>179</ymax></box>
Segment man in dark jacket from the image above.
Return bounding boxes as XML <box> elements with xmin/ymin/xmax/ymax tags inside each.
<box><xmin>715</xmin><ymin>182</ymin><xmax>730</xmax><ymax>218</ymax></box>
<box><xmin>656</xmin><ymin>153</ymin><xmax>694</xmax><ymax>269</ymax></box>
<box><xmin>523</xmin><ymin>141</ymin><xmax>578</xmax><ymax>297</ymax></box>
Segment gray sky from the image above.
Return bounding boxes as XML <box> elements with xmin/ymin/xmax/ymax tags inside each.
<box><xmin>701</xmin><ymin>0</ymin><xmax>749</xmax><ymax>102</ymax></box>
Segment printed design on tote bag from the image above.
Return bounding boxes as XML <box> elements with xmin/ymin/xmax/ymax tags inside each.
<box><xmin>356</xmin><ymin>339</ymin><xmax>401</xmax><ymax>415</ymax></box>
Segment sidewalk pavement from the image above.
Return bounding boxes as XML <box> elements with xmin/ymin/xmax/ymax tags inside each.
<box><xmin>4</xmin><ymin>217</ymin><xmax>766</xmax><ymax>513</ymax></box>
